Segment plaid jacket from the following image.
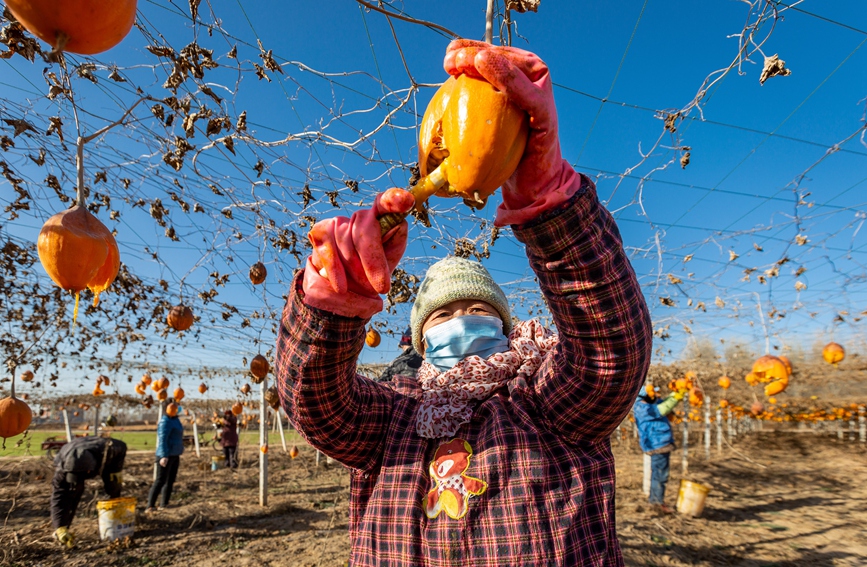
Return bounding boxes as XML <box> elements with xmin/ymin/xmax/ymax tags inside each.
<box><xmin>277</xmin><ymin>178</ymin><xmax>651</xmax><ymax>566</ymax></box>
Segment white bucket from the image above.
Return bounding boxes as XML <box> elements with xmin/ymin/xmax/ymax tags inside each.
<box><xmin>96</xmin><ymin>497</ymin><xmax>136</xmax><ymax>541</ymax></box>
<box><xmin>676</xmin><ymin>479</ymin><xmax>710</xmax><ymax>517</ymax></box>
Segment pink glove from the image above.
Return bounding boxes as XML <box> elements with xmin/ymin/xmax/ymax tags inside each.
<box><xmin>302</xmin><ymin>188</ymin><xmax>415</xmax><ymax>319</ymax></box>
<box><xmin>444</xmin><ymin>40</ymin><xmax>581</xmax><ymax>226</ymax></box>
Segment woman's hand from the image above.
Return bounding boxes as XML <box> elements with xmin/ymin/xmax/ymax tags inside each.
<box><xmin>444</xmin><ymin>40</ymin><xmax>579</xmax><ymax>225</ymax></box>
<box><xmin>302</xmin><ymin>188</ymin><xmax>415</xmax><ymax>318</ymax></box>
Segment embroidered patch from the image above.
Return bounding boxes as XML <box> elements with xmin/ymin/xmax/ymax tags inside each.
<box><xmin>425</xmin><ymin>438</ymin><xmax>487</xmax><ymax>520</ymax></box>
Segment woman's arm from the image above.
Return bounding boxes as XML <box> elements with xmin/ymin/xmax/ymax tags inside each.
<box><xmin>515</xmin><ymin>178</ymin><xmax>652</xmax><ymax>444</ymax></box>
<box><xmin>275</xmin><ymin>274</ymin><xmax>397</xmax><ymax>472</ymax></box>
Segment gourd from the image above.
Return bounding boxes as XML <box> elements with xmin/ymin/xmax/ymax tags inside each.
<box><xmin>250</xmin><ymin>355</ymin><xmax>269</xmax><ymax>383</ymax></box>
<box><xmin>37</xmin><ymin>205</ymin><xmax>119</xmax><ymax>321</ymax></box>
<box><xmin>249</xmin><ymin>262</ymin><xmax>267</xmax><ymax>285</ymax></box>
<box><xmin>173</xmin><ymin>387</ymin><xmax>185</xmax><ymax>403</ymax></box>
<box><xmin>5</xmin><ymin>0</ymin><xmax>137</xmax><ymax>55</ymax></box>
<box><xmin>822</xmin><ymin>342</ymin><xmax>845</xmax><ymax>366</ymax></box>
<box><xmin>165</xmin><ymin>402</ymin><xmax>179</xmax><ymax>417</ymax></box>
<box><xmin>198</xmin><ymin>383</ymin><xmax>208</xmax><ymax>394</ymax></box>
<box><xmin>167</xmin><ymin>305</ymin><xmax>194</xmax><ymax>331</ymax></box>
<box><xmin>418</xmin><ymin>74</ymin><xmax>529</xmax><ymax>209</ymax></box>
<box><xmin>365</xmin><ymin>328</ymin><xmax>381</xmax><ymax>348</ymax></box>
<box><xmin>231</xmin><ymin>402</ymin><xmax>243</xmax><ymax>416</ymax></box>
<box><xmin>717</xmin><ymin>376</ymin><xmax>731</xmax><ymax>389</ymax></box>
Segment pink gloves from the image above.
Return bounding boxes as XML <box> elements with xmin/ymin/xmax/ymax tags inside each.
<box><xmin>302</xmin><ymin>188</ymin><xmax>415</xmax><ymax>319</ymax></box>
<box><xmin>444</xmin><ymin>40</ymin><xmax>581</xmax><ymax>226</ymax></box>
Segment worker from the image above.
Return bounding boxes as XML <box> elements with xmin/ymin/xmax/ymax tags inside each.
<box><xmin>632</xmin><ymin>384</ymin><xmax>685</xmax><ymax>512</ymax></box>
<box><xmin>377</xmin><ymin>327</ymin><xmax>423</xmax><ymax>383</ymax></box>
<box><xmin>145</xmin><ymin>401</ymin><xmax>184</xmax><ymax>512</ymax></box>
<box><xmin>50</xmin><ymin>436</ymin><xmax>127</xmax><ymax>548</ymax></box>
<box><xmin>276</xmin><ymin>41</ymin><xmax>651</xmax><ymax>565</ymax></box>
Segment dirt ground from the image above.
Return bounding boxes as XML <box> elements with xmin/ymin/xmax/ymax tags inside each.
<box><xmin>0</xmin><ymin>429</ymin><xmax>865</xmax><ymax>567</ymax></box>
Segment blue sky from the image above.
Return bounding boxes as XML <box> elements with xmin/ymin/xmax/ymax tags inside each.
<box><xmin>0</xmin><ymin>0</ymin><xmax>865</xmax><ymax>399</ymax></box>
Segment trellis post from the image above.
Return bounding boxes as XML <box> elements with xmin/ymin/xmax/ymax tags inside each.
<box><xmin>260</xmin><ymin>377</ymin><xmax>268</xmax><ymax>506</ymax></box>
<box><xmin>642</xmin><ymin>453</ymin><xmax>651</xmax><ymax>495</ymax></box>
<box><xmin>716</xmin><ymin>408</ymin><xmax>723</xmax><ymax>452</ymax></box>
<box><xmin>276</xmin><ymin>407</ymin><xmax>287</xmax><ymax>453</ymax></box>
<box><xmin>681</xmin><ymin>419</ymin><xmax>689</xmax><ymax>475</ymax></box>
<box><xmin>62</xmin><ymin>409</ymin><xmax>73</xmax><ymax>442</ymax></box>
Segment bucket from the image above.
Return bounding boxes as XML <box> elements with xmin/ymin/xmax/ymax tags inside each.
<box><xmin>211</xmin><ymin>455</ymin><xmax>225</xmax><ymax>471</ymax></box>
<box><xmin>96</xmin><ymin>497</ymin><xmax>136</xmax><ymax>541</ymax></box>
<box><xmin>676</xmin><ymin>479</ymin><xmax>710</xmax><ymax>517</ymax></box>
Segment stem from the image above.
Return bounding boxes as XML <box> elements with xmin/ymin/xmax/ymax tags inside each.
<box><xmin>485</xmin><ymin>0</ymin><xmax>495</xmax><ymax>43</ymax></box>
<box><xmin>504</xmin><ymin>7</ymin><xmax>512</xmax><ymax>46</ymax></box>
<box><xmin>354</xmin><ymin>0</ymin><xmax>460</xmax><ymax>38</ymax></box>
<box><xmin>76</xmin><ymin>137</ymin><xmax>85</xmax><ymax>207</ymax></box>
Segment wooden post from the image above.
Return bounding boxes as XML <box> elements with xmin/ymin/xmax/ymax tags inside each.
<box><xmin>276</xmin><ymin>408</ymin><xmax>287</xmax><ymax>453</ymax></box>
<box><xmin>259</xmin><ymin>378</ymin><xmax>268</xmax><ymax>507</ymax></box>
<box><xmin>191</xmin><ymin>412</ymin><xmax>201</xmax><ymax>458</ymax></box>
<box><xmin>849</xmin><ymin>418</ymin><xmax>856</xmax><ymax>442</ymax></box>
<box><xmin>716</xmin><ymin>408</ymin><xmax>723</xmax><ymax>452</ymax></box>
<box><xmin>681</xmin><ymin>419</ymin><xmax>689</xmax><ymax>475</ymax></box>
<box><xmin>837</xmin><ymin>422</ymin><xmax>844</xmax><ymax>440</ymax></box>
<box><xmin>857</xmin><ymin>409</ymin><xmax>865</xmax><ymax>443</ymax></box>
<box><xmin>642</xmin><ymin>453</ymin><xmax>651</xmax><ymax>495</ymax></box>
<box><xmin>154</xmin><ymin>402</ymin><xmax>163</xmax><ymax>482</ymax></box>
<box><xmin>92</xmin><ymin>405</ymin><xmax>100</xmax><ymax>436</ymax></box>
<box><xmin>62</xmin><ymin>409</ymin><xmax>73</xmax><ymax>442</ymax></box>
<box><xmin>703</xmin><ymin>398</ymin><xmax>711</xmax><ymax>459</ymax></box>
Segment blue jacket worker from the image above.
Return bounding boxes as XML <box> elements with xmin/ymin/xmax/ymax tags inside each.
<box><xmin>146</xmin><ymin>401</ymin><xmax>185</xmax><ymax>512</ymax></box>
<box><xmin>632</xmin><ymin>386</ymin><xmax>684</xmax><ymax>510</ymax></box>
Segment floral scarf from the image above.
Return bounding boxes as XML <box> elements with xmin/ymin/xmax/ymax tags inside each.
<box><xmin>415</xmin><ymin>319</ymin><xmax>558</xmax><ymax>438</ymax></box>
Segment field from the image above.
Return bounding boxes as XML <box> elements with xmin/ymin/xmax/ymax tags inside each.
<box><xmin>0</xmin><ymin>425</ymin><xmax>864</xmax><ymax>567</ymax></box>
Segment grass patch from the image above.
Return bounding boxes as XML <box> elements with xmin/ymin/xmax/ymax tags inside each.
<box><xmin>0</xmin><ymin>429</ymin><xmax>304</xmax><ymax>458</ymax></box>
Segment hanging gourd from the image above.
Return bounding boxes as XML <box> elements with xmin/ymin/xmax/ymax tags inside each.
<box><xmin>0</xmin><ymin>370</ymin><xmax>32</xmax><ymax>448</ymax></box>
<box><xmin>289</xmin><ymin>445</ymin><xmax>299</xmax><ymax>459</ymax></box>
<box><xmin>37</xmin><ymin>205</ymin><xmax>120</xmax><ymax>322</ymax></box>
<box><xmin>365</xmin><ymin>328</ymin><xmax>381</xmax><ymax>348</ymax></box>
<box><xmin>265</xmin><ymin>386</ymin><xmax>280</xmax><ymax>410</ymax></box>
<box><xmin>822</xmin><ymin>342</ymin><xmax>845</xmax><ymax>366</ymax></box>
<box><xmin>240</xmin><ymin>383</ymin><xmax>251</xmax><ymax>396</ymax></box>
<box><xmin>419</xmin><ymin>68</ymin><xmax>529</xmax><ymax>209</ymax></box>
<box><xmin>165</xmin><ymin>402</ymin><xmax>179</xmax><ymax>417</ymax></box>
<box><xmin>167</xmin><ymin>304</ymin><xmax>194</xmax><ymax>331</ymax></box>
<box><xmin>198</xmin><ymin>382</ymin><xmax>208</xmax><ymax>394</ymax></box>
<box><xmin>20</xmin><ymin>370</ymin><xmax>34</xmax><ymax>383</ymax></box>
<box><xmin>5</xmin><ymin>0</ymin><xmax>137</xmax><ymax>55</ymax></box>
<box><xmin>250</xmin><ymin>354</ymin><xmax>269</xmax><ymax>383</ymax></box>
<box><xmin>249</xmin><ymin>262</ymin><xmax>267</xmax><ymax>285</ymax></box>
<box><xmin>173</xmin><ymin>387</ymin><xmax>185</xmax><ymax>403</ymax></box>
<box><xmin>231</xmin><ymin>402</ymin><xmax>243</xmax><ymax>416</ymax></box>
<box><xmin>718</xmin><ymin>376</ymin><xmax>731</xmax><ymax>389</ymax></box>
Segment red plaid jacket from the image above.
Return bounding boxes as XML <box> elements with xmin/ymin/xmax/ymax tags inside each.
<box><xmin>277</xmin><ymin>178</ymin><xmax>651</xmax><ymax>566</ymax></box>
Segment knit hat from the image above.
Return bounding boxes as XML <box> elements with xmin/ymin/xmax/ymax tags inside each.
<box><xmin>399</xmin><ymin>327</ymin><xmax>412</xmax><ymax>347</ymax></box>
<box><xmin>411</xmin><ymin>256</ymin><xmax>512</xmax><ymax>353</ymax></box>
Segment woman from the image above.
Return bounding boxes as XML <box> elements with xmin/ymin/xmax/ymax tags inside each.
<box><xmin>276</xmin><ymin>41</ymin><xmax>651</xmax><ymax>566</ymax></box>
<box><xmin>219</xmin><ymin>409</ymin><xmax>239</xmax><ymax>469</ymax></box>
<box><xmin>146</xmin><ymin>401</ymin><xmax>184</xmax><ymax>512</ymax></box>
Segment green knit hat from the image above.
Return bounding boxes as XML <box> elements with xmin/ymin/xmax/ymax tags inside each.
<box><xmin>411</xmin><ymin>256</ymin><xmax>512</xmax><ymax>353</ymax></box>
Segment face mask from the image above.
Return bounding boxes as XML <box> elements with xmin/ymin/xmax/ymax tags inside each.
<box><xmin>423</xmin><ymin>315</ymin><xmax>510</xmax><ymax>372</ymax></box>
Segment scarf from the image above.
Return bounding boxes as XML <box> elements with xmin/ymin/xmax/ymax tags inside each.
<box><xmin>415</xmin><ymin>319</ymin><xmax>558</xmax><ymax>438</ymax></box>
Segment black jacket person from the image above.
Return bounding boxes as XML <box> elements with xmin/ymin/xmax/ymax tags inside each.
<box><xmin>50</xmin><ymin>436</ymin><xmax>127</xmax><ymax>547</ymax></box>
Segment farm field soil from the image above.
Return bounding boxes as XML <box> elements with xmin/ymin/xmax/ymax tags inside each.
<box><xmin>0</xmin><ymin>431</ymin><xmax>864</xmax><ymax>566</ymax></box>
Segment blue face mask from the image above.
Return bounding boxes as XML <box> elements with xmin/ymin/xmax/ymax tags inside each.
<box><xmin>423</xmin><ymin>315</ymin><xmax>510</xmax><ymax>372</ymax></box>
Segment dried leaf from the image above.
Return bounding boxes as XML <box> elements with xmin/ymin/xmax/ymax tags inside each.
<box><xmin>759</xmin><ymin>54</ymin><xmax>792</xmax><ymax>85</ymax></box>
